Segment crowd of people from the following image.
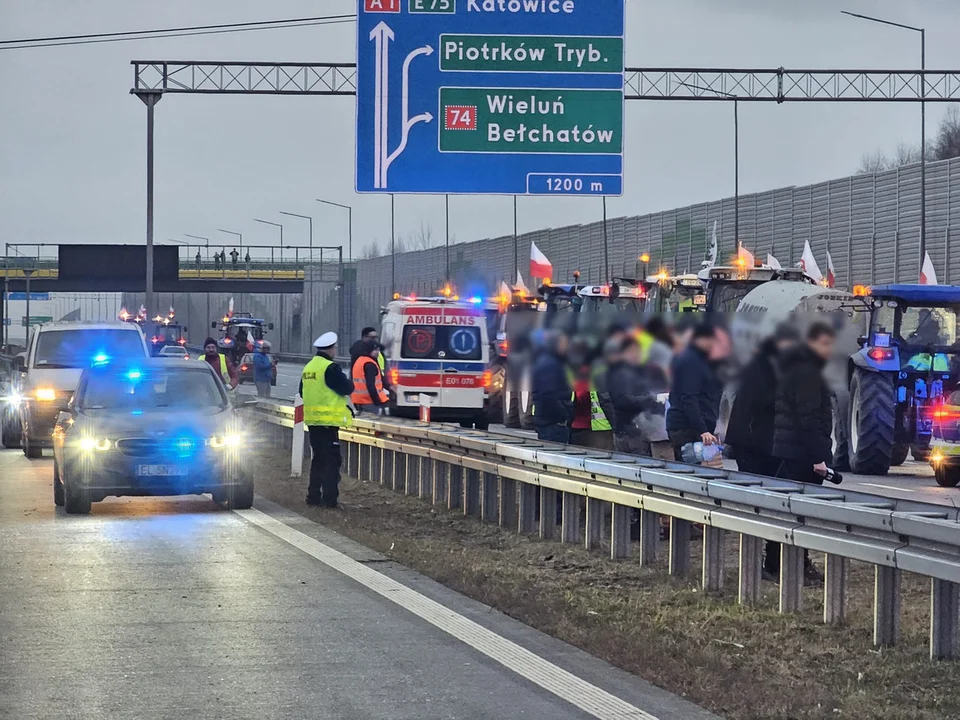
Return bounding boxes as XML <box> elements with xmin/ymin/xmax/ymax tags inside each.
<box><xmin>529</xmin><ymin>314</ymin><xmax>838</xmax><ymax>585</ymax></box>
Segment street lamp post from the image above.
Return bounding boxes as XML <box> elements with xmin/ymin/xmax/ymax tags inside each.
<box><xmin>217</xmin><ymin>230</ymin><xmax>242</xmax><ymax>257</ymax></box>
<box><xmin>316</xmin><ymin>199</ymin><xmax>353</xmax><ymax>261</ymax></box>
<box><xmin>842</xmin><ymin>10</ymin><xmax>926</xmax><ymax>268</ymax></box>
<box><xmin>254</xmin><ymin>219</ymin><xmax>283</xmax><ymax>250</ymax></box>
<box><xmin>279</xmin><ymin>211</ymin><xmax>315</xmax><ymax>345</ymax></box>
<box><xmin>679</xmin><ymin>82</ymin><xmax>739</xmax><ymax>256</ymax></box>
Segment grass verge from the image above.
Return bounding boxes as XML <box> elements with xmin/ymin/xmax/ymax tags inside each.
<box><xmin>253</xmin><ymin>448</ymin><xmax>959</xmax><ymax>720</ymax></box>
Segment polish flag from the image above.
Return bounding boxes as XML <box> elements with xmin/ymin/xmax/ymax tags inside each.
<box><xmin>920</xmin><ymin>252</ymin><xmax>938</xmax><ymax>285</ymax></box>
<box><xmin>499</xmin><ymin>280</ymin><xmax>512</xmax><ymax>300</ymax></box>
<box><xmin>798</xmin><ymin>240</ymin><xmax>823</xmax><ymax>283</ymax></box>
<box><xmin>514</xmin><ymin>270</ymin><xmax>530</xmax><ymax>295</ymax></box>
<box><xmin>701</xmin><ymin>220</ymin><xmax>718</xmax><ymax>270</ymax></box>
<box><xmin>737</xmin><ymin>242</ymin><xmax>755</xmax><ymax>268</ymax></box>
<box><xmin>767</xmin><ymin>254</ymin><xmax>782</xmax><ymax>270</ymax></box>
<box><xmin>228</xmin><ymin>297</ymin><xmax>234</xmax><ymax>317</ymax></box>
<box><xmin>530</xmin><ymin>242</ymin><xmax>552</xmax><ymax>279</ymax></box>
<box><xmin>826</xmin><ymin>251</ymin><xmax>836</xmax><ymax>288</ymax></box>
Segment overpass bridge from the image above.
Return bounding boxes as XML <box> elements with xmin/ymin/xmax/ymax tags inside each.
<box><xmin>1</xmin><ymin>243</ymin><xmax>344</xmax><ymax>294</ymax></box>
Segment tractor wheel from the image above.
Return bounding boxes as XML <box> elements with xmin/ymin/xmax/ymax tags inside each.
<box><xmin>848</xmin><ymin>370</ymin><xmax>896</xmax><ymax>476</ymax></box>
<box><xmin>911</xmin><ymin>444</ymin><xmax>931</xmax><ymax>462</ymax></box>
<box><xmin>831</xmin><ymin>393</ymin><xmax>850</xmax><ymax>472</ymax></box>
<box><xmin>891</xmin><ymin>443</ymin><xmax>910</xmax><ymax>467</ymax></box>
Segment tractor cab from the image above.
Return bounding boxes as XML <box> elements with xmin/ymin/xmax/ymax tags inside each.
<box><xmin>644</xmin><ymin>273</ymin><xmax>705</xmax><ymax>313</ymax></box>
<box><xmin>577</xmin><ymin>278</ymin><xmax>653</xmax><ymax>314</ymax></box>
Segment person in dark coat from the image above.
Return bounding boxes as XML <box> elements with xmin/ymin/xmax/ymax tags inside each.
<box><xmin>727</xmin><ymin>324</ymin><xmax>800</xmax><ymax>476</ymax></box>
<box><xmin>350</xmin><ymin>327</ymin><xmax>379</xmax><ymax>367</ymax></box>
<box><xmin>607</xmin><ymin>335</ymin><xmax>665</xmax><ymax>456</ymax></box>
<box><xmin>766</xmin><ymin>321</ymin><xmax>836</xmax><ymax>583</ymax></box>
<box><xmin>531</xmin><ymin>330</ymin><xmax>572</xmax><ymax>444</ymax></box>
<box><xmin>666</xmin><ymin>323</ymin><xmax>721</xmax><ymax>459</ymax></box>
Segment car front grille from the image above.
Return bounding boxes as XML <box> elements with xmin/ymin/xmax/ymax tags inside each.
<box><xmin>115</xmin><ymin>438</ymin><xmax>164</xmax><ymax>457</ymax></box>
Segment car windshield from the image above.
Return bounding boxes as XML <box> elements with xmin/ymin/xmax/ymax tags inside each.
<box><xmin>874</xmin><ymin>305</ymin><xmax>960</xmax><ymax>347</ymax></box>
<box><xmin>34</xmin><ymin>329</ymin><xmax>145</xmax><ymax>369</ymax></box>
<box><xmin>160</xmin><ymin>347</ymin><xmax>186</xmax><ymax>355</ymax></box>
<box><xmin>78</xmin><ymin>366</ymin><xmax>227</xmax><ymax>410</ymax></box>
<box><xmin>709</xmin><ymin>281</ymin><xmax>766</xmax><ymax>313</ymax></box>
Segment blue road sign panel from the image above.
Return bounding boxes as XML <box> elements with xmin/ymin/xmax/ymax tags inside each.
<box><xmin>6</xmin><ymin>292</ymin><xmax>50</xmax><ymax>301</ymax></box>
<box><xmin>356</xmin><ymin>0</ymin><xmax>625</xmax><ymax>196</ymax></box>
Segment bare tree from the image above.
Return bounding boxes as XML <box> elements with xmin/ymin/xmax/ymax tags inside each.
<box><xmin>894</xmin><ymin>140</ymin><xmax>921</xmax><ymax>166</ymax></box>
<box><xmin>857</xmin><ymin>149</ymin><xmax>891</xmax><ymax>174</ymax></box>
<box><xmin>934</xmin><ymin>105</ymin><xmax>960</xmax><ymax>161</ymax></box>
<box><xmin>410</xmin><ymin>222</ymin><xmax>435</xmax><ymax>250</ymax></box>
<box><xmin>360</xmin><ymin>240</ymin><xmax>383</xmax><ymax>259</ymax></box>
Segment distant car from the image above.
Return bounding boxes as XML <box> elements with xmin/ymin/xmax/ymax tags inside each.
<box><xmin>52</xmin><ymin>359</ymin><xmax>253</xmax><ymax>514</ymax></box>
<box><xmin>14</xmin><ymin>321</ymin><xmax>150</xmax><ymax>458</ymax></box>
<box><xmin>158</xmin><ymin>346</ymin><xmax>190</xmax><ymax>360</ymax></box>
<box><xmin>238</xmin><ymin>352</ymin><xmax>277</xmax><ymax>386</ymax></box>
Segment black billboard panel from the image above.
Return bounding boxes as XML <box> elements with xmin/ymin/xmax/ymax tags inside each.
<box><xmin>58</xmin><ymin>245</ymin><xmax>179</xmax><ymax>283</ymax></box>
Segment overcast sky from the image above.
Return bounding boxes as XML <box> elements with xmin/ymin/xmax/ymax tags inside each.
<box><xmin>2</xmin><ymin>0</ymin><xmax>959</xmax><ymax>259</ymax></box>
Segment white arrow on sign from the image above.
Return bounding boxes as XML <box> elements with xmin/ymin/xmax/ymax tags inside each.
<box><xmin>370</xmin><ymin>21</ymin><xmax>394</xmax><ymax>190</ymax></box>
<box><xmin>382</xmin><ymin>45</ymin><xmax>434</xmax><ymax>187</ymax></box>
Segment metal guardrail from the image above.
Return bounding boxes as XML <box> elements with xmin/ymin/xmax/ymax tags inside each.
<box><xmin>245</xmin><ymin>399</ymin><xmax>960</xmax><ymax>661</ymax></box>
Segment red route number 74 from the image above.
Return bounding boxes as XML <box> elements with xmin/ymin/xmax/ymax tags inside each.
<box><xmin>444</xmin><ymin>105</ymin><xmax>477</xmax><ymax>131</ymax></box>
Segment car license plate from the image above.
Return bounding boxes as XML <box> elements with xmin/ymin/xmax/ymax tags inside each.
<box><xmin>137</xmin><ymin>464</ymin><xmax>188</xmax><ymax>477</ymax></box>
<box><xmin>693</xmin><ymin>294</ymin><xmax>707</xmax><ymax>305</ymax></box>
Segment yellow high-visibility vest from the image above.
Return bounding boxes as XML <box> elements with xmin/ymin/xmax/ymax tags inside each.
<box><xmin>199</xmin><ymin>354</ymin><xmax>230</xmax><ymax>383</ymax></box>
<box><xmin>302</xmin><ymin>355</ymin><xmax>352</xmax><ymax>428</ymax></box>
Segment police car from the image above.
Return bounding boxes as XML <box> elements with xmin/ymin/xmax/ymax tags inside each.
<box><xmin>379</xmin><ymin>296</ymin><xmax>491</xmax><ymax>426</ymax></box>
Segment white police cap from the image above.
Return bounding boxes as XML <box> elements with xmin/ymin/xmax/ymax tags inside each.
<box><xmin>313</xmin><ymin>332</ymin><xmax>338</xmax><ymax>348</ymax></box>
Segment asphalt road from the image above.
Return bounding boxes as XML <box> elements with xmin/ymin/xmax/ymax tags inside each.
<box><xmin>0</xmin><ymin>450</ymin><xmax>716</xmax><ymax>720</ymax></box>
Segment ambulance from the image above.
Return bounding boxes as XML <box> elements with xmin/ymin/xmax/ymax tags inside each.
<box><xmin>380</xmin><ymin>296</ymin><xmax>492</xmax><ymax>427</ymax></box>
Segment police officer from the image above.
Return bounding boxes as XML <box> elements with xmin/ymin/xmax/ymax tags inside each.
<box><xmin>300</xmin><ymin>332</ymin><xmax>354</xmax><ymax>508</ymax></box>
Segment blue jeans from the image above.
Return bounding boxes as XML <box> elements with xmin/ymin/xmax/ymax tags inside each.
<box><xmin>536</xmin><ymin>424</ymin><xmax>569</xmax><ymax>444</ymax></box>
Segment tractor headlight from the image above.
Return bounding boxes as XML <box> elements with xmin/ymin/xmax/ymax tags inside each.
<box><xmin>35</xmin><ymin>387</ymin><xmax>56</xmax><ymax>402</ymax></box>
<box><xmin>79</xmin><ymin>437</ymin><xmax>112</xmax><ymax>452</ymax></box>
<box><xmin>208</xmin><ymin>433</ymin><xmax>241</xmax><ymax>449</ymax></box>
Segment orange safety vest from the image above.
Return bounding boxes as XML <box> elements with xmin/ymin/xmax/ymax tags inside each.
<box><xmin>351</xmin><ymin>355</ymin><xmax>389</xmax><ymax>405</ymax></box>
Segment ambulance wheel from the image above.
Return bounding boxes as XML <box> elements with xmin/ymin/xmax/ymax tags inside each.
<box><xmin>891</xmin><ymin>443</ymin><xmax>909</xmax><ymax>467</ymax></box>
<box><xmin>934</xmin><ymin>465</ymin><xmax>960</xmax><ymax>488</ymax></box>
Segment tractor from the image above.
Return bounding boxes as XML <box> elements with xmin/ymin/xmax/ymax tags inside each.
<box><xmin>836</xmin><ymin>284</ymin><xmax>960</xmax><ymax>476</ymax></box>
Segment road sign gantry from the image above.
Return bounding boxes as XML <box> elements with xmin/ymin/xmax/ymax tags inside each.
<box><xmin>356</xmin><ymin>0</ymin><xmax>625</xmax><ymax>196</ymax></box>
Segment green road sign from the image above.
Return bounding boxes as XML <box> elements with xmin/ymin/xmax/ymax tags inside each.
<box><xmin>440</xmin><ymin>35</ymin><xmax>623</xmax><ymax>74</ymax></box>
<box><xmin>438</xmin><ymin>87</ymin><xmax>623</xmax><ymax>154</ymax></box>
<box><xmin>22</xmin><ymin>316</ymin><xmax>52</xmax><ymax>326</ymax></box>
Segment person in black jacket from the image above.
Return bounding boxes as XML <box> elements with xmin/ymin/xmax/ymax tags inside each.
<box><xmin>666</xmin><ymin>323</ymin><xmax>721</xmax><ymax>459</ymax></box>
<box><xmin>766</xmin><ymin>321</ymin><xmax>836</xmax><ymax>583</ymax></box>
<box><xmin>607</xmin><ymin>335</ymin><xmax>664</xmax><ymax>455</ymax></box>
<box><xmin>727</xmin><ymin>324</ymin><xmax>800</xmax><ymax>476</ymax></box>
<box><xmin>531</xmin><ymin>330</ymin><xmax>572</xmax><ymax>444</ymax></box>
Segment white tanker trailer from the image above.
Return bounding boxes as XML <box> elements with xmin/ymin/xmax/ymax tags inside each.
<box><xmin>717</xmin><ymin>281</ymin><xmax>864</xmax><ymax>465</ymax></box>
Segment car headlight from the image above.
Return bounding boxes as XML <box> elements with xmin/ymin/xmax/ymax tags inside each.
<box><xmin>208</xmin><ymin>433</ymin><xmax>241</xmax><ymax>449</ymax></box>
<box><xmin>3</xmin><ymin>391</ymin><xmax>22</xmax><ymax>405</ymax></box>
<box><xmin>35</xmin><ymin>387</ymin><xmax>56</xmax><ymax>402</ymax></box>
<box><xmin>79</xmin><ymin>437</ymin><xmax>112</xmax><ymax>452</ymax></box>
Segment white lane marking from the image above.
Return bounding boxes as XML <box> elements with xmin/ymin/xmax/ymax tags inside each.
<box><xmin>857</xmin><ymin>482</ymin><xmax>916</xmax><ymax>493</ymax></box>
<box><xmin>237</xmin><ymin>507</ymin><xmax>657</xmax><ymax>720</ymax></box>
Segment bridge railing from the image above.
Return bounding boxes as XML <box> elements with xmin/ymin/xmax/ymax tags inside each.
<box><xmin>246</xmin><ymin>399</ymin><xmax>960</xmax><ymax>662</ymax></box>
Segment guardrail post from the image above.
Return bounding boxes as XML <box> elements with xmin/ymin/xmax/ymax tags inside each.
<box><xmin>392</xmin><ymin>452</ymin><xmax>406</xmax><ymax>492</ymax></box>
<box><xmin>779</xmin><ymin>546</ymin><xmax>804</xmax><ymax>614</ymax></box>
<box><xmin>463</xmin><ymin>468</ymin><xmax>480</xmax><ymax>516</ymax></box>
<box><xmin>539</xmin><ymin>488</ymin><xmax>558</xmax><ymax>540</ymax></box>
<box><xmin>561</xmin><ymin>492</ymin><xmax>580</xmax><ymax>544</ymax></box>
<box><xmin>433</xmin><ymin>461</ymin><xmax>448</xmax><ymax>505</ymax></box>
<box><xmin>381</xmin><ymin>449</ymin><xmax>394</xmax><ymax>488</ymax></box>
<box><xmin>420</xmin><ymin>458</ymin><xmax>434</xmax><ymax>500</ymax></box>
<box><xmin>638</xmin><ymin>510</ymin><xmax>658</xmax><ymax>565</ymax></box>
<box><xmin>448</xmin><ymin>465</ymin><xmax>463</xmax><ymax>510</ymax></box>
<box><xmin>930</xmin><ymin>579</ymin><xmax>959</xmax><ymax>660</ymax></box>
<box><xmin>874</xmin><ymin>566</ymin><xmax>901</xmax><ymax>647</ymax></box>
<box><xmin>405</xmin><ymin>455</ymin><xmax>420</xmax><ymax>496</ymax></box>
<box><xmin>359</xmin><ymin>444</ymin><xmax>371</xmax><ymax>481</ymax></box>
<box><xmin>347</xmin><ymin>441</ymin><xmax>359</xmax><ymax>479</ymax></box>
<box><xmin>498</xmin><ymin>476</ymin><xmax>517</xmax><ymax>530</ymax></box>
<box><xmin>585</xmin><ymin>497</ymin><xmax>603</xmax><ymax>551</ymax></box>
<box><xmin>702</xmin><ymin>527</ymin><xmax>725</xmax><ymax>591</ymax></box>
<box><xmin>668</xmin><ymin>518</ymin><xmax>691</xmax><ymax>576</ymax></box>
<box><xmin>518</xmin><ymin>483</ymin><xmax>537</xmax><ymax>534</ymax></box>
<box><xmin>481</xmin><ymin>472</ymin><xmax>498</xmax><ymax>522</ymax></box>
<box><xmin>823</xmin><ymin>554</ymin><xmax>847</xmax><ymax>625</ymax></box>
<box><xmin>610</xmin><ymin>504</ymin><xmax>631</xmax><ymax>559</ymax></box>
<box><xmin>371</xmin><ymin>445</ymin><xmax>382</xmax><ymax>485</ymax></box>
<box><xmin>738</xmin><ymin>535</ymin><xmax>762</xmax><ymax>607</ymax></box>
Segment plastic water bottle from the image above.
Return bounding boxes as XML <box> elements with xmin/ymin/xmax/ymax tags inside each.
<box><xmin>681</xmin><ymin>441</ymin><xmax>724</xmax><ymax>464</ymax></box>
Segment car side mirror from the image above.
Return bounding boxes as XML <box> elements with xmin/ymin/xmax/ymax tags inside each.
<box><xmin>268</xmin><ymin>323</ymin><xmax>275</xmax><ymax>330</ymax></box>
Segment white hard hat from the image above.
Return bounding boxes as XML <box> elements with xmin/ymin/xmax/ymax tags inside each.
<box><xmin>313</xmin><ymin>332</ymin><xmax>338</xmax><ymax>349</ymax></box>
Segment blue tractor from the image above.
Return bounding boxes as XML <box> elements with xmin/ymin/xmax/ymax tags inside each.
<box><xmin>837</xmin><ymin>284</ymin><xmax>960</xmax><ymax>476</ymax></box>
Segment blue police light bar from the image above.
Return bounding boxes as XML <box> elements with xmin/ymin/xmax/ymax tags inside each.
<box><xmin>469</xmin><ymin>297</ymin><xmax>483</xmax><ymax>305</ymax></box>
<box><xmin>91</xmin><ymin>353</ymin><xmax>110</xmax><ymax>366</ymax></box>
<box><xmin>126</xmin><ymin>369</ymin><xmax>142</xmax><ymax>380</ymax></box>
